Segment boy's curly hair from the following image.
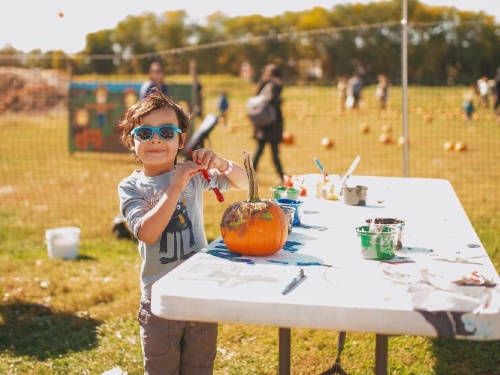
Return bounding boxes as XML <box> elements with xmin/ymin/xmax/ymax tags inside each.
<box><xmin>119</xmin><ymin>88</ymin><xmax>191</xmax><ymax>162</ymax></box>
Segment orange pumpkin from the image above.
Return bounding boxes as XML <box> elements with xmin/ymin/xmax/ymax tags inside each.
<box><xmin>359</xmin><ymin>123</ymin><xmax>370</xmax><ymax>133</ymax></box>
<box><xmin>220</xmin><ymin>151</ymin><xmax>288</xmax><ymax>256</ymax></box>
<box><xmin>381</xmin><ymin>124</ymin><xmax>392</xmax><ymax>134</ymax></box>
<box><xmin>282</xmin><ymin>131</ymin><xmax>294</xmax><ymax>145</ymax></box>
<box><xmin>321</xmin><ymin>137</ymin><xmax>334</xmax><ymax>148</ymax></box>
<box><xmin>423</xmin><ymin>113</ymin><xmax>433</xmax><ymax>123</ymax></box>
<box><xmin>378</xmin><ymin>133</ymin><xmax>393</xmax><ymax>144</ymax></box>
<box><xmin>443</xmin><ymin>141</ymin><xmax>455</xmax><ymax>151</ymax></box>
<box><xmin>454</xmin><ymin>142</ymin><xmax>467</xmax><ymax>152</ymax></box>
<box><xmin>397</xmin><ymin>136</ymin><xmax>408</xmax><ymax>148</ymax></box>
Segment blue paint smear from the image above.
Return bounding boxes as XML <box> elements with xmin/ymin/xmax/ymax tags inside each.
<box><xmin>207</xmin><ymin>240</ymin><xmax>310</xmax><ymax>266</ymax></box>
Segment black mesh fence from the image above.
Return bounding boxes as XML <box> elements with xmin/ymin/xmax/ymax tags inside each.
<box><xmin>0</xmin><ymin>22</ymin><xmax>498</xmax><ymax>253</ymax></box>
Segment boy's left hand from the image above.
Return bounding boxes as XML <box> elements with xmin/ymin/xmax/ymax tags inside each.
<box><xmin>190</xmin><ymin>148</ymin><xmax>249</xmax><ymax>190</ymax></box>
<box><xmin>190</xmin><ymin>148</ymin><xmax>227</xmax><ymax>172</ymax></box>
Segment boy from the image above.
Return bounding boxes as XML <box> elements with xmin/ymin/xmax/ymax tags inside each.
<box><xmin>117</xmin><ymin>89</ymin><xmax>248</xmax><ymax>375</ymax></box>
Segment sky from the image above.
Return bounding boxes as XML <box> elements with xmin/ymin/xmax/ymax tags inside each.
<box><xmin>0</xmin><ymin>0</ymin><xmax>497</xmax><ymax>54</ymax></box>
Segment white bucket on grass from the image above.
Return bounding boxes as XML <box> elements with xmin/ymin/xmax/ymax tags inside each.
<box><xmin>45</xmin><ymin>227</ymin><xmax>80</xmax><ymax>259</ymax></box>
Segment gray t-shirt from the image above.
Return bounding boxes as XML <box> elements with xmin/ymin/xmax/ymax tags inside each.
<box><xmin>118</xmin><ymin>166</ymin><xmax>230</xmax><ymax>299</ymax></box>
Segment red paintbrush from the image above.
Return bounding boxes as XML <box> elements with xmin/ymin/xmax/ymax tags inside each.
<box><xmin>189</xmin><ymin>150</ymin><xmax>224</xmax><ymax>202</ymax></box>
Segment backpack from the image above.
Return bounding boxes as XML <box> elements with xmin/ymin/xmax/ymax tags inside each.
<box><xmin>246</xmin><ymin>95</ymin><xmax>276</xmax><ymax>128</ymax></box>
<box><xmin>246</xmin><ymin>82</ymin><xmax>277</xmax><ymax>128</ymax></box>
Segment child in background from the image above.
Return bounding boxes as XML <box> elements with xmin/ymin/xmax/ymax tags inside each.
<box><xmin>347</xmin><ymin>72</ymin><xmax>363</xmax><ymax>110</ymax></box>
<box><xmin>216</xmin><ymin>90</ymin><xmax>229</xmax><ymax>125</ymax></box>
<box><xmin>337</xmin><ymin>76</ymin><xmax>348</xmax><ymax>112</ymax></box>
<box><xmin>462</xmin><ymin>85</ymin><xmax>475</xmax><ymax>121</ymax></box>
<box><xmin>477</xmin><ymin>76</ymin><xmax>490</xmax><ymax>108</ymax></box>
<box><xmin>117</xmin><ymin>89</ymin><xmax>248</xmax><ymax>375</ymax></box>
<box><xmin>375</xmin><ymin>74</ymin><xmax>390</xmax><ymax>114</ymax></box>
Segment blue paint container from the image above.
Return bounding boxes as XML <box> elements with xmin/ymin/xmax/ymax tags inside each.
<box><xmin>276</xmin><ymin>198</ymin><xmax>304</xmax><ymax>226</ymax></box>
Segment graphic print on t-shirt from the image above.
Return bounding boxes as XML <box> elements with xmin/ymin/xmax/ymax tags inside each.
<box><xmin>159</xmin><ymin>197</ymin><xmax>195</xmax><ymax>264</ymax></box>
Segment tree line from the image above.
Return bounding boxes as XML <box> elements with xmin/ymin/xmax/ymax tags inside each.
<box><xmin>1</xmin><ymin>0</ymin><xmax>499</xmax><ymax>85</ymax></box>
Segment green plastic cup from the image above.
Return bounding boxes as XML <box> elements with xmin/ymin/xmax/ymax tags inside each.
<box><xmin>270</xmin><ymin>186</ymin><xmax>300</xmax><ymax>200</ymax></box>
<box><xmin>356</xmin><ymin>225</ymin><xmax>396</xmax><ymax>260</ymax></box>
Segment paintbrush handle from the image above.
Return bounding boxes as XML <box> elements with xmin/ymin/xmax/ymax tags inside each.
<box><xmin>281</xmin><ymin>268</ymin><xmax>305</xmax><ymax>295</ymax></box>
<box><xmin>340</xmin><ymin>156</ymin><xmax>361</xmax><ymax>187</ymax></box>
<box><xmin>189</xmin><ymin>150</ymin><xmax>224</xmax><ymax>202</ymax></box>
<box><xmin>314</xmin><ymin>157</ymin><xmax>328</xmax><ymax>176</ymax></box>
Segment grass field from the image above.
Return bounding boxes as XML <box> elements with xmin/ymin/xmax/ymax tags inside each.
<box><xmin>0</xmin><ymin>76</ymin><xmax>499</xmax><ymax>374</ymax></box>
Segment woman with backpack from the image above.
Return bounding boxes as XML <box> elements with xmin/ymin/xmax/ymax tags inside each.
<box><xmin>251</xmin><ymin>64</ymin><xmax>286</xmax><ymax>184</ymax></box>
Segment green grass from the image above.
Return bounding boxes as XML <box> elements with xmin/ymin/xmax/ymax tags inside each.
<box><xmin>0</xmin><ymin>76</ymin><xmax>499</xmax><ymax>374</ymax></box>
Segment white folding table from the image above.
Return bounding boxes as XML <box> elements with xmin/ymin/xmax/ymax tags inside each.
<box><xmin>151</xmin><ymin>176</ymin><xmax>500</xmax><ymax>374</ymax></box>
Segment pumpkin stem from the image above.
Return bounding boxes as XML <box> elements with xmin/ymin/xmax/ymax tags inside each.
<box><xmin>243</xmin><ymin>150</ymin><xmax>260</xmax><ymax>202</ymax></box>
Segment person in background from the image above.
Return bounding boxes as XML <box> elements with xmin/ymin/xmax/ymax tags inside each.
<box><xmin>194</xmin><ymin>79</ymin><xmax>203</xmax><ymax>118</ymax></box>
<box><xmin>462</xmin><ymin>84</ymin><xmax>476</xmax><ymax>121</ymax></box>
<box><xmin>140</xmin><ymin>60</ymin><xmax>168</xmax><ymax>99</ymax></box>
<box><xmin>251</xmin><ymin>64</ymin><xmax>286</xmax><ymax>184</ymax></box>
<box><xmin>117</xmin><ymin>89</ymin><xmax>248</xmax><ymax>375</ymax></box>
<box><xmin>494</xmin><ymin>67</ymin><xmax>500</xmax><ymax>116</ymax></box>
<box><xmin>337</xmin><ymin>76</ymin><xmax>348</xmax><ymax>112</ymax></box>
<box><xmin>477</xmin><ymin>76</ymin><xmax>490</xmax><ymax>108</ymax></box>
<box><xmin>375</xmin><ymin>74</ymin><xmax>390</xmax><ymax>114</ymax></box>
<box><xmin>347</xmin><ymin>72</ymin><xmax>363</xmax><ymax>110</ymax></box>
<box><xmin>216</xmin><ymin>90</ymin><xmax>229</xmax><ymax>126</ymax></box>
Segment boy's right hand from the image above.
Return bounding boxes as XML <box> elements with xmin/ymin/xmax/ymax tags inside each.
<box><xmin>171</xmin><ymin>160</ymin><xmax>202</xmax><ymax>191</ymax></box>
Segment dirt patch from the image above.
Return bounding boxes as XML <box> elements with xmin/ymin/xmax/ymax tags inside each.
<box><xmin>0</xmin><ymin>67</ymin><xmax>69</xmax><ymax>113</ymax></box>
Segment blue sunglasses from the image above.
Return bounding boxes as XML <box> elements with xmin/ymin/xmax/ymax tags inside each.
<box><xmin>131</xmin><ymin>125</ymin><xmax>182</xmax><ymax>142</ymax></box>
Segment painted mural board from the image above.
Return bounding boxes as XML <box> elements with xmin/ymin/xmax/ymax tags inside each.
<box><xmin>68</xmin><ymin>82</ymin><xmax>193</xmax><ymax>153</ymax></box>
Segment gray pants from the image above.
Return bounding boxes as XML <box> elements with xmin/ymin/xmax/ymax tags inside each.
<box><xmin>138</xmin><ymin>299</ymin><xmax>218</xmax><ymax>375</ymax></box>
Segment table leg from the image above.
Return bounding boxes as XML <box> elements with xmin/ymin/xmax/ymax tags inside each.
<box><xmin>279</xmin><ymin>327</ymin><xmax>291</xmax><ymax>375</ymax></box>
<box><xmin>374</xmin><ymin>334</ymin><xmax>388</xmax><ymax>375</ymax></box>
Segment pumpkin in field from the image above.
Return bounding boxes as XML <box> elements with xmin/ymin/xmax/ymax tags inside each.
<box><xmin>397</xmin><ymin>136</ymin><xmax>408</xmax><ymax>147</ymax></box>
<box><xmin>220</xmin><ymin>151</ymin><xmax>288</xmax><ymax>256</ymax></box>
<box><xmin>381</xmin><ymin>124</ymin><xmax>392</xmax><ymax>134</ymax></box>
<box><xmin>454</xmin><ymin>142</ymin><xmax>467</xmax><ymax>152</ymax></box>
<box><xmin>423</xmin><ymin>113</ymin><xmax>433</xmax><ymax>123</ymax></box>
<box><xmin>378</xmin><ymin>133</ymin><xmax>393</xmax><ymax>144</ymax></box>
<box><xmin>321</xmin><ymin>137</ymin><xmax>334</xmax><ymax>148</ymax></box>
<box><xmin>359</xmin><ymin>123</ymin><xmax>370</xmax><ymax>133</ymax></box>
<box><xmin>282</xmin><ymin>131</ymin><xmax>294</xmax><ymax>145</ymax></box>
<box><xmin>443</xmin><ymin>141</ymin><xmax>455</xmax><ymax>151</ymax></box>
